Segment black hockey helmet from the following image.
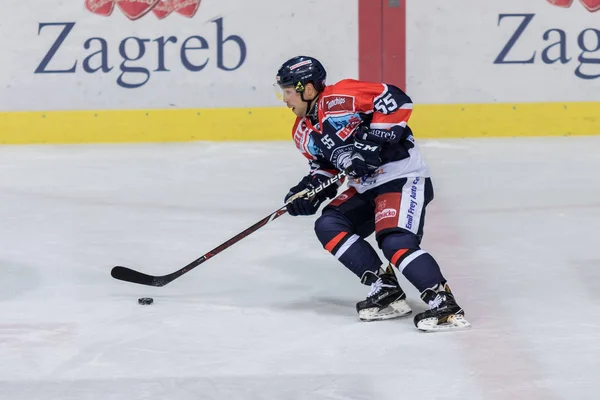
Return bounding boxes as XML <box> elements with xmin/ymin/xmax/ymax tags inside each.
<box><xmin>276</xmin><ymin>56</ymin><xmax>327</xmax><ymax>93</ymax></box>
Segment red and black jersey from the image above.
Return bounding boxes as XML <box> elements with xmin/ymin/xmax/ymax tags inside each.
<box><xmin>291</xmin><ymin>79</ymin><xmax>428</xmax><ymax>190</ymax></box>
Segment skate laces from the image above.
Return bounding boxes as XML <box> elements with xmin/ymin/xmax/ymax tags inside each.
<box><xmin>368</xmin><ymin>278</ymin><xmax>384</xmax><ymax>297</ymax></box>
<box><xmin>367</xmin><ymin>277</ymin><xmax>396</xmax><ymax>297</ymax></box>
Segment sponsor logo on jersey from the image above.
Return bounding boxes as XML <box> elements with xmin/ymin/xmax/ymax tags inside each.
<box><xmin>323</xmin><ymin>95</ymin><xmax>356</xmax><ymax>114</ymax></box>
<box><xmin>85</xmin><ymin>0</ymin><xmax>202</xmax><ymax>20</ymax></box>
<box><xmin>326</xmin><ymin>97</ymin><xmax>347</xmax><ymax>110</ymax></box>
<box><xmin>326</xmin><ymin>113</ymin><xmax>362</xmax><ymax>141</ymax></box>
<box><xmin>373</xmin><ymin>192</ymin><xmax>401</xmax><ymax>229</ymax></box>
<box><xmin>370</xmin><ymin>129</ymin><xmax>397</xmax><ymax>141</ymax></box>
<box><xmin>306</xmin><ymin>135</ymin><xmax>321</xmax><ymax>157</ymax></box>
<box><xmin>293</xmin><ymin>119</ymin><xmax>319</xmax><ymax>160</ymax></box>
<box><xmin>331</xmin><ymin>144</ymin><xmax>353</xmax><ymax>169</ymax></box>
<box><xmin>375</xmin><ymin>208</ymin><xmax>397</xmax><ymax>224</ymax></box>
<box><xmin>337</xmin><ymin>193</ymin><xmax>350</xmax><ymax>201</ymax></box>
<box><xmin>405</xmin><ymin>178</ymin><xmax>420</xmax><ymax>230</ymax></box>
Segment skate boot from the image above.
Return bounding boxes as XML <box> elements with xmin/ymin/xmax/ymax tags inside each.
<box><xmin>413</xmin><ymin>283</ymin><xmax>470</xmax><ymax>332</ymax></box>
<box><xmin>356</xmin><ymin>264</ymin><xmax>412</xmax><ymax>321</ymax></box>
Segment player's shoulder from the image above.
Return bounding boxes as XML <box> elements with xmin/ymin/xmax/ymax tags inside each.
<box><xmin>320</xmin><ymin>79</ymin><xmax>388</xmax><ymax>113</ymax></box>
<box><xmin>325</xmin><ymin>79</ymin><xmax>385</xmax><ymax>94</ymax></box>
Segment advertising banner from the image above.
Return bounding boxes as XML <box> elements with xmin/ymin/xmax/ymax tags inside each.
<box><xmin>407</xmin><ymin>0</ymin><xmax>600</xmax><ymax>104</ymax></box>
<box><xmin>0</xmin><ymin>0</ymin><xmax>358</xmax><ymax>111</ymax></box>
<box><xmin>0</xmin><ymin>0</ymin><xmax>598</xmax><ymax>143</ymax></box>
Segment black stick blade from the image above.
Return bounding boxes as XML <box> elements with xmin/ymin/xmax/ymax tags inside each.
<box><xmin>111</xmin><ymin>266</ymin><xmax>167</xmax><ymax>287</ymax></box>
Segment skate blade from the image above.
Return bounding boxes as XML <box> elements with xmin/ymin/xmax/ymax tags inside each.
<box><xmin>416</xmin><ymin>314</ymin><xmax>471</xmax><ymax>332</ymax></box>
<box><xmin>358</xmin><ymin>300</ymin><xmax>412</xmax><ymax>322</ymax></box>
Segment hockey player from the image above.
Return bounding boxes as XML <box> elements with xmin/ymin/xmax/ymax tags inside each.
<box><xmin>276</xmin><ymin>56</ymin><xmax>470</xmax><ymax>331</ymax></box>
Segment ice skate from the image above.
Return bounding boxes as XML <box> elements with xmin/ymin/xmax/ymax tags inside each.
<box><xmin>414</xmin><ymin>283</ymin><xmax>470</xmax><ymax>332</ymax></box>
<box><xmin>356</xmin><ymin>265</ymin><xmax>412</xmax><ymax>321</ymax></box>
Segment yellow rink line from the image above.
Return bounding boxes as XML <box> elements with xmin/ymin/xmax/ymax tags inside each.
<box><xmin>410</xmin><ymin>102</ymin><xmax>600</xmax><ymax>138</ymax></box>
<box><xmin>0</xmin><ymin>101</ymin><xmax>598</xmax><ymax>144</ymax></box>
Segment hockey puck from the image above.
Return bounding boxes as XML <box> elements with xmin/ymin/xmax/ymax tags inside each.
<box><xmin>138</xmin><ymin>297</ymin><xmax>154</xmax><ymax>305</ymax></box>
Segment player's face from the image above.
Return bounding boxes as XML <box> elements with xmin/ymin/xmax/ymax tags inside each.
<box><xmin>281</xmin><ymin>86</ymin><xmax>308</xmax><ymax>117</ymax></box>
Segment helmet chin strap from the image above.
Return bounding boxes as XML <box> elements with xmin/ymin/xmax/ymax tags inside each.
<box><xmin>300</xmin><ymin>90</ymin><xmax>320</xmax><ymax>119</ymax></box>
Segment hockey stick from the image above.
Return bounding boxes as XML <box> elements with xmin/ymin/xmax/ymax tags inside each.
<box><xmin>110</xmin><ymin>169</ymin><xmax>348</xmax><ymax>287</ymax></box>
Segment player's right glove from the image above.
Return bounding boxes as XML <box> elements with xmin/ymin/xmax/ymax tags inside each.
<box><xmin>284</xmin><ymin>174</ymin><xmax>338</xmax><ymax>216</ymax></box>
<box><xmin>349</xmin><ymin>125</ymin><xmax>383</xmax><ymax>178</ymax></box>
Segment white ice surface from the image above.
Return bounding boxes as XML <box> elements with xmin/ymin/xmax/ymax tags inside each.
<box><xmin>1</xmin><ymin>137</ymin><xmax>599</xmax><ymax>400</ymax></box>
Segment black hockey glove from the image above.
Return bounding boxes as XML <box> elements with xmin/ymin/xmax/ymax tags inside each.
<box><xmin>284</xmin><ymin>174</ymin><xmax>338</xmax><ymax>216</ymax></box>
<box><xmin>349</xmin><ymin>125</ymin><xmax>382</xmax><ymax>178</ymax></box>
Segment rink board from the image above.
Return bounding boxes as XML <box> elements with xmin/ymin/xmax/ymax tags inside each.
<box><xmin>1</xmin><ymin>0</ymin><xmax>599</xmax><ymax>144</ymax></box>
